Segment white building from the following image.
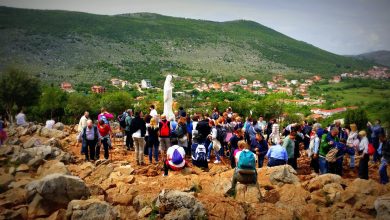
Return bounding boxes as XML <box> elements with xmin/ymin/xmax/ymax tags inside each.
<box><xmin>141</xmin><ymin>79</ymin><xmax>152</xmax><ymax>89</ymax></box>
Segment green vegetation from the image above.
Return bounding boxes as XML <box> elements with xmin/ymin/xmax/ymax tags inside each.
<box><xmin>0</xmin><ymin>6</ymin><xmax>374</xmax><ymax>88</ymax></box>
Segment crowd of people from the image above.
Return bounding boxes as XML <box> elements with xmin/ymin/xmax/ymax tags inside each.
<box><xmin>73</xmin><ymin>105</ymin><xmax>389</xmax><ymax>186</ymax></box>
<box><xmin>2</xmin><ymin>105</ymin><xmax>388</xmax><ymax>196</ymax></box>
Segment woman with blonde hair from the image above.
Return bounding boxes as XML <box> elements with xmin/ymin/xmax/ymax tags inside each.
<box><xmin>358</xmin><ymin>130</ymin><xmax>369</xmax><ymax>179</ymax></box>
<box><xmin>207</xmin><ymin>119</ymin><xmax>222</xmax><ymax>164</ymax></box>
<box><xmin>346</xmin><ymin>124</ymin><xmax>359</xmax><ymax>169</ymax></box>
<box><xmin>148</xmin><ymin>117</ymin><xmax>160</xmax><ymax>164</ymax></box>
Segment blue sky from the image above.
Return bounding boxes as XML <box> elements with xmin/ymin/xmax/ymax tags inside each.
<box><xmin>1</xmin><ymin>0</ymin><xmax>389</xmax><ymax>55</ymax></box>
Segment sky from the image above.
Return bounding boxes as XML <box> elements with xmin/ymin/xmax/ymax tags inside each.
<box><xmin>1</xmin><ymin>0</ymin><xmax>389</xmax><ymax>55</ymax></box>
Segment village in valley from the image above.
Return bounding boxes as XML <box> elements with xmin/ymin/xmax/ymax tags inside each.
<box><xmin>59</xmin><ymin>65</ymin><xmax>389</xmax><ymax>122</ymax></box>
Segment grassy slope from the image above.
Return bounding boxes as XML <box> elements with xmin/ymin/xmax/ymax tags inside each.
<box><xmin>0</xmin><ymin>7</ymin><xmax>373</xmax><ymax>86</ymax></box>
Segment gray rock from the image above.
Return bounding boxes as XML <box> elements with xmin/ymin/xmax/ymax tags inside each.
<box><xmin>37</xmin><ymin>160</ymin><xmax>70</xmax><ymax>177</ymax></box>
<box><xmin>22</xmin><ymin>137</ymin><xmax>42</xmax><ymax>148</ymax></box>
<box><xmin>156</xmin><ymin>189</ymin><xmax>207</xmax><ymax>219</ymax></box>
<box><xmin>268</xmin><ymin>165</ymin><xmax>300</xmax><ymax>186</ymax></box>
<box><xmin>66</xmin><ymin>199</ymin><xmax>118</xmax><ymax>220</ymax></box>
<box><xmin>53</xmin><ymin>122</ymin><xmax>65</xmax><ymax>131</ymax></box>
<box><xmin>0</xmin><ymin>173</ymin><xmax>14</xmax><ymax>192</ymax></box>
<box><xmin>374</xmin><ymin>195</ymin><xmax>390</xmax><ymax>220</ymax></box>
<box><xmin>0</xmin><ymin>207</ymin><xmax>28</xmax><ymax>220</ymax></box>
<box><xmin>40</xmin><ymin>127</ymin><xmax>67</xmax><ymax>139</ymax></box>
<box><xmin>26</xmin><ymin>173</ymin><xmax>90</xmax><ymax>206</ymax></box>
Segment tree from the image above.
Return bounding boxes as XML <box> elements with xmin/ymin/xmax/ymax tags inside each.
<box><xmin>65</xmin><ymin>93</ymin><xmax>95</xmax><ymax>123</ymax></box>
<box><xmin>344</xmin><ymin>109</ymin><xmax>368</xmax><ymax>130</ymax></box>
<box><xmin>0</xmin><ymin>69</ymin><xmax>40</xmax><ymax>123</ymax></box>
<box><xmin>99</xmin><ymin>91</ymin><xmax>134</xmax><ymax>115</ymax></box>
<box><xmin>40</xmin><ymin>86</ymin><xmax>68</xmax><ymax>119</ymax></box>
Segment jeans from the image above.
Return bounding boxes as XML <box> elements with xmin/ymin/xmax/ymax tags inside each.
<box><xmin>96</xmin><ymin>137</ymin><xmax>110</xmax><ymax>160</ymax></box>
<box><xmin>133</xmin><ymin>137</ymin><xmax>145</xmax><ymax>164</ymax></box>
<box><xmin>207</xmin><ymin>142</ymin><xmax>220</xmax><ymax>161</ymax></box>
<box><xmin>267</xmin><ymin>157</ymin><xmax>286</xmax><ymax>167</ymax></box>
<box><xmin>347</xmin><ymin>153</ymin><xmax>355</xmax><ymax>168</ymax></box>
<box><xmin>148</xmin><ymin>138</ymin><xmax>159</xmax><ymax>163</ymax></box>
<box><xmin>159</xmin><ymin>137</ymin><xmax>171</xmax><ymax>153</ymax></box>
<box><xmin>258</xmin><ymin>156</ymin><xmax>265</xmax><ymax>168</ymax></box>
<box><xmin>319</xmin><ymin>156</ymin><xmax>328</xmax><ymax>174</ymax></box>
<box><xmin>379</xmin><ymin>158</ymin><xmax>388</xmax><ymax>184</ymax></box>
<box><xmin>230</xmin><ymin>168</ymin><xmax>257</xmax><ymax>189</ymax></box>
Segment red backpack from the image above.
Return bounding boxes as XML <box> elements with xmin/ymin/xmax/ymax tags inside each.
<box><xmin>368</xmin><ymin>143</ymin><xmax>375</xmax><ymax>155</ymax></box>
<box><xmin>160</xmin><ymin>121</ymin><xmax>170</xmax><ymax>137</ymax></box>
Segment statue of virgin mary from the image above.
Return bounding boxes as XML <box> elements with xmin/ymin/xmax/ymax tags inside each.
<box><xmin>163</xmin><ymin>74</ymin><xmax>175</xmax><ymax>120</ymax></box>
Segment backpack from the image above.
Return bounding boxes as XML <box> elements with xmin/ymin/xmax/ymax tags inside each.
<box><xmin>160</xmin><ymin>121</ymin><xmax>170</xmax><ymax>137</ymax></box>
<box><xmin>216</xmin><ymin>127</ymin><xmax>227</xmax><ymax>143</ymax></box>
<box><xmin>193</xmin><ymin>144</ymin><xmax>207</xmax><ymax>162</ymax></box>
<box><xmin>176</xmin><ymin>125</ymin><xmax>185</xmax><ymax>138</ymax></box>
<box><xmin>368</xmin><ymin>143</ymin><xmax>375</xmax><ymax>155</ymax></box>
<box><xmin>171</xmin><ymin>147</ymin><xmax>184</xmax><ymax>165</ymax></box>
<box><xmin>118</xmin><ymin>113</ymin><xmax>127</xmax><ymax>129</ymax></box>
<box><xmin>237</xmin><ymin>150</ymin><xmax>256</xmax><ymax>170</ymax></box>
<box><xmin>325</xmin><ymin>148</ymin><xmax>339</xmax><ymax>163</ymax></box>
<box><xmin>99</xmin><ymin>114</ymin><xmax>109</xmax><ymax>124</ymax></box>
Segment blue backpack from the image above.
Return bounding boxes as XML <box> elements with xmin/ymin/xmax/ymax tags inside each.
<box><xmin>100</xmin><ymin>114</ymin><xmax>109</xmax><ymax>124</ymax></box>
<box><xmin>237</xmin><ymin>150</ymin><xmax>256</xmax><ymax>170</ymax></box>
<box><xmin>171</xmin><ymin>147</ymin><xmax>183</xmax><ymax>165</ymax></box>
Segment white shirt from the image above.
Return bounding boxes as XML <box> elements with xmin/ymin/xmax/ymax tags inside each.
<box><xmin>78</xmin><ymin>115</ymin><xmax>88</xmax><ymax>132</ymax></box>
<box><xmin>359</xmin><ymin>136</ymin><xmax>369</xmax><ymax>154</ymax></box>
<box><xmin>15</xmin><ymin>113</ymin><xmax>26</xmax><ymax>126</ymax></box>
<box><xmin>150</xmin><ymin>109</ymin><xmax>158</xmax><ymax>118</ymax></box>
<box><xmin>45</xmin><ymin>119</ymin><xmax>55</xmax><ymax>129</ymax></box>
<box><xmin>132</xmin><ymin>129</ymin><xmax>141</xmax><ymax>138</ymax></box>
<box><xmin>167</xmin><ymin>145</ymin><xmax>186</xmax><ymax>168</ymax></box>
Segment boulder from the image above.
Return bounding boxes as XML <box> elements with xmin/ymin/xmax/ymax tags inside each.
<box><xmin>113</xmin><ymin>165</ymin><xmax>135</xmax><ymax>175</ymax></box>
<box><xmin>105</xmin><ymin>183</ymin><xmax>137</xmax><ymax>205</ymax></box>
<box><xmin>375</xmin><ymin>195</ymin><xmax>390</xmax><ymax>220</ymax></box>
<box><xmin>156</xmin><ymin>189</ymin><xmax>207</xmax><ymax>219</ymax></box>
<box><xmin>100</xmin><ymin>171</ymin><xmax>135</xmax><ymax>191</ymax></box>
<box><xmin>28</xmin><ymin>194</ymin><xmax>53</xmax><ymax>218</ymax></box>
<box><xmin>53</xmin><ymin>122</ymin><xmax>65</xmax><ymax>131</ymax></box>
<box><xmin>138</xmin><ymin>206</ymin><xmax>153</xmax><ymax>218</ymax></box>
<box><xmin>114</xmin><ymin>205</ymin><xmax>138</xmax><ymax>220</ymax></box>
<box><xmin>307</xmin><ymin>174</ymin><xmax>343</xmax><ymax>192</ymax></box>
<box><xmin>235</xmin><ymin>183</ymin><xmax>262</xmax><ymax>203</ymax></box>
<box><xmin>44</xmin><ymin>137</ymin><xmax>62</xmax><ymax>149</ymax></box>
<box><xmin>40</xmin><ymin>127</ymin><xmax>67</xmax><ymax>139</ymax></box>
<box><xmin>66</xmin><ymin>199</ymin><xmax>118</xmax><ymax>220</ymax></box>
<box><xmin>16</xmin><ymin>126</ymin><xmax>28</xmax><ymax>137</ymax></box>
<box><xmin>247</xmin><ymin>203</ymin><xmax>294</xmax><ymax>220</ymax></box>
<box><xmin>44</xmin><ymin>209</ymin><xmax>67</xmax><ymax>220</ymax></box>
<box><xmin>27</xmin><ymin>157</ymin><xmax>45</xmax><ymax>169</ymax></box>
<box><xmin>85</xmin><ymin>163</ymin><xmax>114</xmax><ymax>185</ymax></box>
<box><xmin>37</xmin><ymin>160</ymin><xmax>70</xmax><ymax>177</ymax></box>
<box><xmin>0</xmin><ymin>207</ymin><xmax>28</xmax><ymax>220</ymax></box>
<box><xmin>22</xmin><ymin>137</ymin><xmax>42</xmax><ymax>148</ymax></box>
<box><xmin>200</xmin><ymin>196</ymin><xmax>246</xmax><ymax>220</ymax></box>
<box><xmin>341</xmin><ymin>178</ymin><xmax>388</xmax><ymax>205</ymax></box>
<box><xmin>0</xmin><ymin>187</ymin><xmax>27</xmax><ymax>209</ymax></box>
<box><xmin>26</xmin><ymin>174</ymin><xmax>90</xmax><ymax>206</ymax></box>
<box><xmin>133</xmin><ymin>193</ymin><xmax>157</xmax><ymax>211</ymax></box>
<box><xmin>322</xmin><ymin>183</ymin><xmax>344</xmax><ymax>204</ymax></box>
<box><xmin>263</xmin><ymin>165</ymin><xmax>300</xmax><ymax>186</ymax></box>
<box><xmin>16</xmin><ymin>164</ymin><xmax>29</xmax><ymax>172</ymax></box>
<box><xmin>276</xmin><ymin>184</ymin><xmax>311</xmax><ymax>210</ymax></box>
<box><xmin>163</xmin><ymin>207</ymin><xmax>191</xmax><ymax>220</ymax></box>
<box><xmin>0</xmin><ymin>173</ymin><xmax>14</xmax><ymax>192</ymax></box>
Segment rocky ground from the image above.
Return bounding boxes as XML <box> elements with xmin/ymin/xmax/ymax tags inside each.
<box><xmin>0</xmin><ymin>123</ymin><xmax>390</xmax><ymax>220</ymax></box>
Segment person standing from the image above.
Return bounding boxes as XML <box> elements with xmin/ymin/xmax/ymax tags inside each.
<box><xmin>251</xmin><ymin>132</ymin><xmax>268</xmax><ymax>168</ymax></box>
<box><xmin>283</xmin><ymin>131</ymin><xmax>296</xmax><ymax>169</ymax></box>
<box><xmin>269</xmin><ymin>119</ymin><xmax>280</xmax><ymax>145</ymax></box>
<box><xmin>207</xmin><ymin>120</ymin><xmax>221</xmax><ymax>164</ymax></box>
<box><xmin>97</xmin><ymin>119</ymin><xmax>112</xmax><ymax>160</ymax></box>
<box><xmin>150</xmin><ymin>105</ymin><xmax>158</xmax><ymax>118</ymax></box>
<box><xmin>130</xmin><ymin>111</ymin><xmax>146</xmax><ymax>165</ymax></box>
<box><xmin>318</xmin><ymin>127</ymin><xmax>340</xmax><ymax>174</ymax></box>
<box><xmin>358</xmin><ymin>130</ymin><xmax>369</xmax><ymax>179</ymax></box>
<box><xmin>124</xmin><ymin>109</ymin><xmax>133</xmax><ymax>150</ymax></box>
<box><xmin>78</xmin><ymin>120</ymin><xmax>100</xmax><ymax>161</ymax></box>
<box><xmin>176</xmin><ymin>117</ymin><xmax>188</xmax><ymax>153</ymax></box>
<box><xmin>368</xmin><ymin>120</ymin><xmax>385</xmax><ymax>162</ymax></box>
<box><xmin>379</xmin><ymin>134</ymin><xmax>389</xmax><ymax>184</ymax></box>
<box><xmin>308</xmin><ymin>123</ymin><xmax>321</xmax><ymax>173</ymax></box>
<box><xmin>346</xmin><ymin>124</ymin><xmax>359</xmax><ymax>169</ymax></box>
<box><xmin>78</xmin><ymin>111</ymin><xmax>89</xmax><ymax>133</ymax></box>
<box><xmin>0</xmin><ymin>116</ymin><xmax>7</xmax><ymax>146</ymax></box>
<box><xmin>15</xmin><ymin>110</ymin><xmax>27</xmax><ymax>126</ymax></box>
<box><xmin>148</xmin><ymin>118</ymin><xmax>160</xmax><ymax>164</ymax></box>
<box><xmin>159</xmin><ymin>115</ymin><xmax>171</xmax><ymax>157</ymax></box>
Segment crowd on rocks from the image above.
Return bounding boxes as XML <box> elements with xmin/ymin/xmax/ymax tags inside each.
<box><xmin>0</xmin><ymin>106</ymin><xmax>389</xmax><ymax>220</ymax></box>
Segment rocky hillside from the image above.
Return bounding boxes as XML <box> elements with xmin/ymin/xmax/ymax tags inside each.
<box><xmin>354</xmin><ymin>50</ymin><xmax>390</xmax><ymax>67</ymax></box>
<box><xmin>0</xmin><ymin>123</ymin><xmax>389</xmax><ymax>219</ymax></box>
<box><xmin>0</xmin><ymin>7</ymin><xmax>373</xmax><ymax>88</ymax></box>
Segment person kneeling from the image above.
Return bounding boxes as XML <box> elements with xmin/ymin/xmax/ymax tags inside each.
<box><xmin>266</xmin><ymin>142</ymin><xmax>288</xmax><ymax>167</ymax></box>
<box><xmin>225</xmin><ymin>140</ymin><xmax>258</xmax><ymax>197</ymax></box>
<box><xmin>163</xmin><ymin>140</ymin><xmax>188</xmax><ymax>176</ymax></box>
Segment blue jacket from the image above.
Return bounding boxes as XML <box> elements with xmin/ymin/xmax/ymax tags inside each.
<box><xmin>251</xmin><ymin>138</ymin><xmax>268</xmax><ymax>157</ymax></box>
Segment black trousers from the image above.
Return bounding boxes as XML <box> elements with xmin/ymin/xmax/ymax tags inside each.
<box><xmin>310</xmin><ymin>157</ymin><xmax>319</xmax><ymax>173</ymax></box>
<box><xmin>359</xmin><ymin>154</ymin><xmax>369</xmax><ymax>179</ymax></box>
<box><xmin>125</xmin><ymin>130</ymin><xmax>133</xmax><ymax>149</ymax></box>
<box><xmin>85</xmin><ymin>140</ymin><xmax>97</xmax><ymax>160</ymax></box>
<box><xmin>288</xmin><ymin>158</ymin><xmax>297</xmax><ymax>170</ymax></box>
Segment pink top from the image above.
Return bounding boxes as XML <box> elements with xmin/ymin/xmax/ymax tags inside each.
<box><xmin>98</xmin><ymin>112</ymin><xmax>114</xmax><ymax>121</ymax></box>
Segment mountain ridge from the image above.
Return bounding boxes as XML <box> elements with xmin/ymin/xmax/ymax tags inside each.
<box><xmin>0</xmin><ymin>6</ymin><xmax>374</xmax><ymax>88</ymax></box>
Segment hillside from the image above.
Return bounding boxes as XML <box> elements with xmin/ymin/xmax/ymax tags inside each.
<box><xmin>0</xmin><ymin>7</ymin><xmax>373</xmax><ymax>88</ymax></box>
<box><xmin>354</xmin><ymin>50</ymin><xmax>390</xmax><ymax>67</ymax></box>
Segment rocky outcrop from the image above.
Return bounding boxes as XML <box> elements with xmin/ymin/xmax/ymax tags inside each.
<box><xmin>375</xmin><ymin>195</ymin><xmax>390</xmax><ymax>220</ymax></box>
<box><xmin>156</xmin><ymin>189</ymin><xmax>207</xmax><ymax>219</ymax></box>
<box><xmin>66</xmin><ymin>199</ymin><xmax>118</xmax><ymax>220</ymax></box>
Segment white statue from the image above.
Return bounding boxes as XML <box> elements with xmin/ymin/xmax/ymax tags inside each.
<box><xmin>163</xmin><ymin>74</ymin><xmax>175</xmax><ymax>120</ymax></box>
